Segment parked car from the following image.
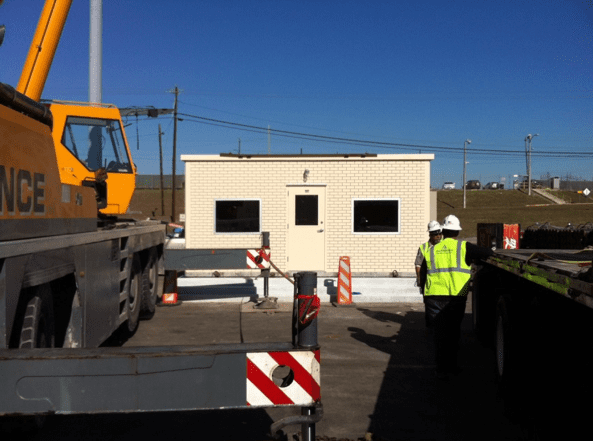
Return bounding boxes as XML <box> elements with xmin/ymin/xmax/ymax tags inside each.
<box><xmin>484</xmin><ymin>182</ymin><xmax>501</xmax><ymax>190</ymax></box>
<box><xmin>442</xmin><ymin>182</ymin><xmax>455</xmax><ymax>190</ymax></box>
<box><xmin>465</xmin><ymin>180</ymin><xmax>481</xmax><ymax>190</ymax></box>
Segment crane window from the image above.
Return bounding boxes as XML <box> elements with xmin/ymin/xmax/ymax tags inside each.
<box><xmin>62</xmin><ymin>117</ymin><xmax>132</xmax><ymax>173</ymax></box>
<box><xmin>215</xmin><ymin>200</ymin><xmax>261</xmax><ymax>233</ymax></box>
<box><xmin>353</xmin><ymin>199</ymin><xmax>400</xmax><ymax>233</ymax></box>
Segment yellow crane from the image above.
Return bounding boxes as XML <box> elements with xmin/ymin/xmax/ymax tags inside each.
<box><xmin>17</xmin><ymin>0</ymin><xmax>136</xmax><ymax>215</ymax></box>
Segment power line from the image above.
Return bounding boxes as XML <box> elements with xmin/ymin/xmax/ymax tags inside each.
<box><xmin>177</xmin><ymin>112</ymin><xmax>593</xmax><ymax>158</ymax></box>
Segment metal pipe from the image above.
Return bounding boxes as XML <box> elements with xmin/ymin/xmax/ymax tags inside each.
<box><xmin>262</xmin><ymin>231</ymin><xmax>270</xmax><ymax>298</ymax></box>
<box><xmin>296</xmin><ymin>272</ymin><xmax>318</xmax><ymax>349</ymax></box>
<box><xmin>263</xmin><ymin>273</ymin><xmax>269</xmax><ymax>298</ymax></box>
<box><xmin>292</xmin><ymin>273</ymin><xmax>299</xmax><ymax>347</ymax></box>
<box><xmin>262</xmin><ymin>232</ymin><xmax>270</xmax><ymax>248</ymax></box>
<box><xmin>89</xmin><ymin>0</ymin><xmax>102</xmax><ymax>103</ymax></box>
<box><xmin>463</xmin><ymin>139</ymin><xmax>471</xmax><ymax>209</ymax></box>
<box><xmin>301</xmin><ymin>406</ymin><xmax>316</xmax><ymax>441</ymax></box>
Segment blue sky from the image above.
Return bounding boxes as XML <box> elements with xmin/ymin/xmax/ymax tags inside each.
<box><xmin>2</xmin><ymin>0</ymin><xmax>592</xmax><ymax>187</ymax></box>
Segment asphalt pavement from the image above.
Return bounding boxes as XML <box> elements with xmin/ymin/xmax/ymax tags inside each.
<box><xmin>28</xmin><ymin>300</ymin><xmax>529</xmax><ymax>441</ymax></box>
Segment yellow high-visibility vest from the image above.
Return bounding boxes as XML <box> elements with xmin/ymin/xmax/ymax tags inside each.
<box><xmin>419</xmin><ymin>241</ymin><xmax>431</xmax><ymax>255</ymax></box>
<box><xmin>422</xmin><ymin>238</ymin><xmax>472</xmax><ymax>296</ymax></box>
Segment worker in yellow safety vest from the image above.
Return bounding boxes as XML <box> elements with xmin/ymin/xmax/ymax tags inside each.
<box><xmin>415</xmin><ymin>220</ymin><xmax>442</xmax><ymax>288</ymax></box>
<box><xmin>415</xmin><ymin>220</ymin><xmax>442</xmax><ymax>326</ymax></box>
<box><xmin>420</xmin><ymin>214</ymin><xmax>493</xmax><ymax>380</ymax></box>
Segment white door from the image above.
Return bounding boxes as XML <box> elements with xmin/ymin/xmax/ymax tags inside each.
<box><xmin>286</xmin><ymin>186</ymin><xmax>326</xmax><ymax>272</ymax></box>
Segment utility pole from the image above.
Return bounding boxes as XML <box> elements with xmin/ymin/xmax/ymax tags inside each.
<box><xmin>463</xmin><ymin>139</ymin><xmax>471</xmax><ymax>209</ymax></box>
<box><xmin>167</xmin><ymin>86</ymin><xmax>180</xmax><ymax>223</ymax></box>
<box><xmin>525</xmin><ymin>133</ymin><xmax>539</xmax><ymax>196</ymax></box>
<box><xmin>267</xmin><ymin>125</ymin><xmax>271</xmax><ymax>155</ymax></box>
<box><xmin>158</xmin><ymin>124</ymin><xmax>165</xmax><ymax>216</ymax></box>
<box><xmin>238</xmin><ymin>138</ymin><xmax>241</xmax><ymax>155</ymax></box>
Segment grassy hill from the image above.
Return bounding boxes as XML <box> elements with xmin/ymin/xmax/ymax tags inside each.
<box><xmin>128</xmin><ymin>188</ymin><xmax>593</xmax><ymax>239</ymax></box>
<box><xmin>128</xmin><ymin>189</ymin><xmax>185</xmax><ymax>225</ymax></box>
<box><xmin>437</xmin><ymin>189</ymin><xmax>593</xmax><ymax>239</ymax></box>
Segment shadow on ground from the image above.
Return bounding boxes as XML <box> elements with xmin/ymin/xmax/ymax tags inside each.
<box><xmin>347</xmin><ymin>307</ymin><xmax>523</xmax><ymax>441</ymax></box>
<box><xmin>31</xmin><ymin>409</ymin><xmax>277</xmax><ymax>441</ymax></box>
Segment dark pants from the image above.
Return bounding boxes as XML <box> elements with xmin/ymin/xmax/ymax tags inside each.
<box><xmin>424</xmin><ymin>295</ymin><xmax>467</xmax><ymax>373</ymax></box>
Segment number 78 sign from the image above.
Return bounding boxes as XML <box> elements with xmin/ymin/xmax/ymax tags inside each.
<box><xmin>503</xmin><ymin>224</ymin><xmax>520</xmax><ymax>249</ymax></box>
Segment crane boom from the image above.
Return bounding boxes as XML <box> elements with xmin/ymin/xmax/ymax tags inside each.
<box><xmin>14</xmin><ymin>0</ymin><xmax>137</xmax><ymax>216</ymax></box>
<box><xmin>17</xmin><ymin>0</ymin><xmax>73</xmax><ymax>101</ymax></box>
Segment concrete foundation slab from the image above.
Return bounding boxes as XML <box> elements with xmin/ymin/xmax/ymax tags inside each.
<box><xmin>177</xmin><ymin>276</ymin><xmax>424</xmax><ymax>303</ymax></box>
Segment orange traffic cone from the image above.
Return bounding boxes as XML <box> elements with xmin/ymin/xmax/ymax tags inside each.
<box><xmin>337</xmin><ymin>256</ymin><xmax>353</xmax><ymax>305</ymax></box>
<box><xmin>159</xmin><ymin>270</ymin><xmax>181</xmax><ymax>306</ymax></box>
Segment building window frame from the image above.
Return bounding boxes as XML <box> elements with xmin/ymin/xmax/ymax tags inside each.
<box><xmin>214</xmin><ymin>198</ymin><xmax>262</xmax><ymax>234</ymax></box>
<box><xmin>351</xmin><ymin>198</ymin><xmax>401</xmax><ymax>235</ymax></box>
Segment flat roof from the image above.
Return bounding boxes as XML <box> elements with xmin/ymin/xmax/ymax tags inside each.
<box><xmin>181</xmin><ymin>153</ymin><xmax>435</xmax><ymax>162</ymax></box>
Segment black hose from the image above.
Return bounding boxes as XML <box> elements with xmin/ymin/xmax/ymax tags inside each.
<box><xmin>269</xmin><ymin>403</ymin><xmax>323</xmax><ymax>440</ymax></box>
<box><xmin>0</xmin><ymin>82</ymin><xmax>53</xmax><ymax>128</ymax></box>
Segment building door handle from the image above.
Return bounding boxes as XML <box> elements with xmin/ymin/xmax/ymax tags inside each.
<box><xmin>318</xmin><ymin>229</ymin><xmax>324</xmax><ymax>233</ymax></box>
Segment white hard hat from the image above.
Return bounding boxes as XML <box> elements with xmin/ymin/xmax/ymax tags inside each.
<box><xmin>427</xmin><ymin>220</ymin><xmax>441</xmax><ymax>233</ymax></box>
<box><xmin>442</xmin><ymin>215</ymin><xmax>462</xmax><ymax>231</ymax></box>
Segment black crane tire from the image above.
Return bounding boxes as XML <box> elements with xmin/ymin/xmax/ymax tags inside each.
<box><xmin>126</xmin><ymin>254</ymin><xmax>142</xmax><ymax>334</ymax></box>
<box><xmin>140</xmin><ymin>248</ymin><xmax>159</xmax><ymax>319</ymax></box>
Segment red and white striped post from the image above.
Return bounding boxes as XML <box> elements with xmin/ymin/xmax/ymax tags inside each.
<box><xmin>337</xmin><ymin>256</ymin><xmax>352</xmax><ymax>305</ymax></box>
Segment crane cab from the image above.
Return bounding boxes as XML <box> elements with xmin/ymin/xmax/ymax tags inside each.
<box><xmin>48</xmin><ymin>101</ymin><xmax>136</xmax><ymax>216</ymax></box>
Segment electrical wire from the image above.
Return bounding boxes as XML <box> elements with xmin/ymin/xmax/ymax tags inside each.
<box><xmin>176</xmin><ymin>112</ymin><xmax>593</xmax><ymax>158</ymax></box>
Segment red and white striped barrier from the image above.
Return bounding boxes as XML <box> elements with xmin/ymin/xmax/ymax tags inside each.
<box><xmin>246</xmin><ymin>350</ymin><xmax>320</xmax><ymax>406</ymax></box>
<box><xmin>246</xmin><ymin>248</ymin><xmax>271</xmax><ymax>269</ymax></box>
<box><xmin>337</xmin><ymin>256</ymin><xmax>352</xmax><ymax>305</ymax></box>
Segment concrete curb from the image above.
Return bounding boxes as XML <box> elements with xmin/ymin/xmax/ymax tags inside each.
<box><xmin>177</xmin><ymin>276</ymin><xmax>425</xmax><ymax>304</ymax></box>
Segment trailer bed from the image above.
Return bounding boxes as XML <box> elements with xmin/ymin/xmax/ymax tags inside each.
<box><xmin>486</xmin><ymin>248</ymin><xmax>593</xmax><ymax>308</ymax></box>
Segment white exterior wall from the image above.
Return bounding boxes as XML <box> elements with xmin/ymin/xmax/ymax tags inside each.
<box><xmin>182</xmin><ymin>154</ymin><xmax>433</xmax><ymax>275</ymax></box>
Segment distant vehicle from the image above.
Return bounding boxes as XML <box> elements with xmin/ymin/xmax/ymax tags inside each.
<box><xmin>519</xmin><ymin>179</ymin><xmax>542</xmax><ymax>190</ymax></box>
<box><xmin>442</xmin><ymin>182</ymin><xmax>456</xmax><ymax>190</ymax></box>
<box><xmin>484</xmin><ymin>182</ymin><xmax>501</xmax><ymax>190</ymax></box>
<box><xmin>165</xmin><ymin>228</ymin><xmax>186</xmax><ymax>249</ymax></box>
<box><xmin>168</xmin><ymin>227</ymin><xmax>185</xmax><ymax>238</ymax></box>
<box><xmin>465</xmin><ymin>180</ymin><xmax>481</xmax><ymax>190</ymax></box>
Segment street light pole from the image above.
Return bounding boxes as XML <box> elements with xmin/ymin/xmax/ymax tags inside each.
<box><xmin>525</xmin><ymin>133</ymin><xmax>539</xmax><ymax>196</ymax></box>
<box><xmin>463</xmin><ymin>139</ymin><xmax>471</xmax><ymax>209</ymax></box>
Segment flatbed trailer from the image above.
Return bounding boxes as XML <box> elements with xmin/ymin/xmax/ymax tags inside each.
<box><xmin>471</xmin><ymin>246</ymin><xmax>593</xmax><ymax>437</ymax></box>
<box><xmin>0</xmin><ymin>220</ymin><xmax>322</xmax><ymax>436</ymax></box>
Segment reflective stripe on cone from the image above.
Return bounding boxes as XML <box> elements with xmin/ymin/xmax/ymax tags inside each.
<box><xmin>337</xmin><ymin>256</ymin><xmax>352</xmax><ymax>305</ymax></box>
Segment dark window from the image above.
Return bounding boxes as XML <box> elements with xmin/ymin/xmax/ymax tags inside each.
<box><xmin>215</xmin><ymin>200</ymin><xmax>260</xmax><ymax>233</ymax></box>
<box><xmin>353</xmin><ymin>199</ymin><xmax>399</xmax><ymax>233</ymax></box>
<box><xmin>295</xmin><ymin>195</ymin><xmax>318</xmax><ymax>225</ymax></box>
<box><xmin>62</xmin><ymin>116</ymin><xmax>132</xmax><ymax>173</ymax></box>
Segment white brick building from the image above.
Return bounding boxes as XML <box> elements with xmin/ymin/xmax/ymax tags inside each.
<box><xmin>179</xmin><ymin>153</ymin><xmax>435</xmax><ymax>302</ymax></box>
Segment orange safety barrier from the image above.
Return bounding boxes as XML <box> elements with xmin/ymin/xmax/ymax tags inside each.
<box><xmin>337</xmin><ymin>256</ymin><xmax>353</xmax><ymax>305</ymax></box>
